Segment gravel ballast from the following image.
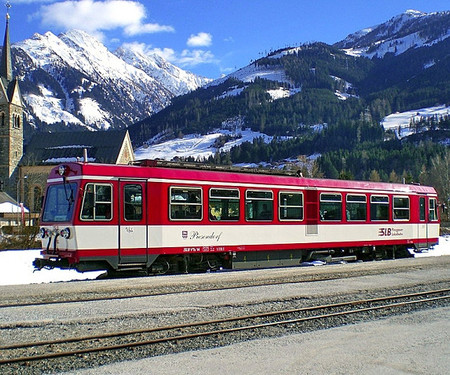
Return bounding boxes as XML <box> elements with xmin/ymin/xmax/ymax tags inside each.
<box><xmin>59</xmin><ymin>306</ymin><xmax>450</xmax><ymax>375</ymax></box>
<box><xmin>0</xmin><ymin>256</ymin><xmax>449</xmax><ymax>374</ymax></box>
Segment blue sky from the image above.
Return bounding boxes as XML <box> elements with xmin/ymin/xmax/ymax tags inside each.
<box><xmin>6</xmin><ymin>1</ymin><xmax>450</xmax><ymax>78</ymax></box>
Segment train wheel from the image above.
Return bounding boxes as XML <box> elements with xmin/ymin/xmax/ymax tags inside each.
<box><xmin>148</xmin><ymin>259</ymin><xmax>171</xmax><ymax>275</ymax></box>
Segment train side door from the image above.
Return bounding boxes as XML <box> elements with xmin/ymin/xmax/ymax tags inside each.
<box><xmin>118</xmin><ymin>180</ymin><xmax>148</xmax><ymax>264</ymax></box>
<box><xmin>417</xmin><ymin>196</ymin><xmax>429</xmax><ymax>249</ymax></box>
<box><xmin>305</xmin><ymin>188</ymin><xmax>319</xmax><ymax>236</ymax></box>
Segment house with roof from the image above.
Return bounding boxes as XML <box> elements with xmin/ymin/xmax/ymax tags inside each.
<box><xmin>0</xmin><ymin>190</ymin><xmax>31</xmax><ymax>227</ymax></box>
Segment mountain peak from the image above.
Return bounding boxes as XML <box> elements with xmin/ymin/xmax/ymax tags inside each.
<box><xmin>60</xmin><ymin>29</ymin><xmax>105</xmax><ymax>50</ymax></box>
<box><xmin>335</xmin><ymin>9</ymin><xmax>450</xmax><ymax>58</ymax></box>
<box><xmin>404</xmin><ymin>9</ymin><xmax>426</xmax><ymax>17</ymax></box>
<box><xmin>13</xmin><ymin>29</ymin><xmax>209</xmax><ymax>131</ymax></box>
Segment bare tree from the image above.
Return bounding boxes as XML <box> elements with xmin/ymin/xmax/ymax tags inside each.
<box><xmin>428</xmin><ymin>150</ymin><xmax>450</xmax><ymax>221</ymax></box>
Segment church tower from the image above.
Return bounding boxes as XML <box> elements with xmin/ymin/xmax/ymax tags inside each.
<box><xmin>0</xmin><ymin>3</ymin><xmax>24</xmax><ymax>192</ymax></box>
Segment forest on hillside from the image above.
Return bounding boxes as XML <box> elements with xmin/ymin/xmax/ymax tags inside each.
<box><xmin>129</xmin><ymin>43</ymin><xmax>449</xmax><ymax>200</ymax></box>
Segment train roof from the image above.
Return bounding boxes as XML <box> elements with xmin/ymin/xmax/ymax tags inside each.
<box><xmin>47</xmin><ymin>160</ymin><xmax>438</xmax><ymax>195</ymax></box>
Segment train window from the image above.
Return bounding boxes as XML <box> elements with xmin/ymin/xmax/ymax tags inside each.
<box><xmin>429</xmin><ymin>198</ymin><xmax>438</xmax><ymax>221</ymax></box>
<box><xmin>370</xmin><ymin>195</ymin><xmax>389</xmax><ymax>221</ymax></box>
<box><xmin>209</xmin><ymin>188</ymin><xmax>240</xmax><ymax>221</ymax></box>
<box><xmin>279</xmin><ymin>192</ymin><xmax>303</xmax><ymax>220</ymax></box>
<box><xmin>393</xmin><ymin>196</ymin><xmax>410</xmax><ymax>220</ymax></box>
<box><xmin>245</xmin><ymin>190</ymin><xmax>273</xmax><ymax>221</ymax></box>
<box><xmin>124</xmin><ymin>184</ymin><xmax>143</xmax><ymax>221</ymax></box>
<box><xmin>80</xmin><ymin>183</ymin><xmax>112</xmax><ymax>221</ymax></box>
<box><xmin>320</xmin><ymin>193</ymin><xmax>342</xmax><ymax>221</ymax></box>
<box><xmin>419</xmin><ymin>197</ymin><xmax>426</xmax><ymax>221</ymax></box>
<box><xmin>170</xmin><ymin>187</ymin><xmax>202</xmax><ymax>220</ymax></box>
<box><xmin>41</xmin><ymin>183</ymin><xmax>77</xmax><ymax>222</ymax></box>
<box><xmin>346</xmin><ymin>194</ymin><xmax>367</xmax><ymax>221</ymax></box>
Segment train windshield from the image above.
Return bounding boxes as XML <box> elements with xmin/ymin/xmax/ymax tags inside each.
<box><xmin>41</xmin><ymin>183</ymin><xmax>77</xmax><ymax>222</ymax></box>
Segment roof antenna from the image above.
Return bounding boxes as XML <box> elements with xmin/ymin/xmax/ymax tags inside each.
<box><xmin>83</xmin><ymin>148</ymin><xmax>88</xmax><ymax>163</ymax></box>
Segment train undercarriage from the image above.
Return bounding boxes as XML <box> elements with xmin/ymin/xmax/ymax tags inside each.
<box><xmin>108</xmin><ymin>244</ymin><xmax>415</xmax><ymax>277</ymax></box>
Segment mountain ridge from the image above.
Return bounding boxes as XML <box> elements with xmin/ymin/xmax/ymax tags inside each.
<box><xmin>12</xmin><ymin>29</ymin><xmax>210</xmax><ymax>136</ymax></box>
<box><xmin>335</xmin><ymin>9</ymin><xmax>450</xmax><ymax>58</ymax></box>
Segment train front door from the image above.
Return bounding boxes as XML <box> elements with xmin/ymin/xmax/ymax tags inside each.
<box><xmin>417</xmin><ymin>196</ymin><xmax>429</xmax><ymax>249</ymax></box>
<box><xmin>118</xmin><ymin>180</ymin><xmax>148</xmax><ymax>265</ymax></box>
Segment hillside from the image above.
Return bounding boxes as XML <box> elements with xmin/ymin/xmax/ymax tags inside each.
<box><xmin>130</xmin><ymin>10</ymin><xmax>449</xmax><ymax>143</ymax></box>
<box><xmin>128</xmin><ymin>10</ymin><xmax>449</xmax><ymax>196</ymax></box>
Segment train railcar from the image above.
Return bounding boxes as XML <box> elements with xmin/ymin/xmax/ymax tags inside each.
<box><xmin>33</xmin><ymin>160</ymin><xmax>440</xmax><ymax>274</ymax></box>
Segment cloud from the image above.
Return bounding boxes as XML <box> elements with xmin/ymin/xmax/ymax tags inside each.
<box><xmin>121</xmin><ymin>42</ymin><xmax>177</xmax><ymax>61</ymax></box>
<box><xmin>13</xmin><ymin>0</ymin><xmax>55</xmax><ymax>3</ymax></box>
<box><xmin>38</xmin><ymin>0</ymin><xmax>174</xmax><ymax>37</ymax></box>
<box><xmin>187</xmin><ymin>32</ymin><xmax>212</xmax><ymax>47</ymax></box>
<box><xmin>177</xmin><ymin>49</ymin><xmax>216</xmax><ymax>67</ymax></box>
<box><xmin>121</xmin><ymin>42</ymin><xmax>216</xmax><ymax>68</ymax></box>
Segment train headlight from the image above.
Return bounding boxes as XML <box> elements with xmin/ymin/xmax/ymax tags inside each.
<box><xmin>60</xmin><ymin>228</ymin><xmax>71</xmax><ymax>239</ymax></box>
<box><xmin>40</xmin><ymin>228</ymin><xmax>49</xmax><ymax>239</ymax></box>
<box><xmin>58</xmin><ymin>165</ymin><xmax>67</xmax><ymax>176</ymax></box>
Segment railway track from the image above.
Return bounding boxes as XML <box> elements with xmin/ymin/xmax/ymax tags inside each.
<box><xmin>1</xmin><ymin>288</ymin><xmax>449</xmax><ymax>369</ymax></box>
<box><xmin>3</xmin><ymin>256</ymin><xmax>449</xmax><ymax>309</ymax></box>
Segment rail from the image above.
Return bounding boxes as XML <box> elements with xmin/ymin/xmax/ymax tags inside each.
<box><xmin>1</xmin><ymin>289</ymin><xmax>448</xmax><ymax>367</ymax></box>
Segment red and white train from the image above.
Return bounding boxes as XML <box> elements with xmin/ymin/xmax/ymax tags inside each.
<box><xmin>34</xmin><ymin>160</ymin><xmax>440</xmax><ymax>274</ymax></box>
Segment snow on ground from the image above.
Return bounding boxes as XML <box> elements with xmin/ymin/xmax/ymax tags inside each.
<box><xmin>381</xmin><ymin>105</ymin><xmax>450</xmax><ymax>138</ymax></box>
<box><xmin>0</xmin><ymin>236</ymin><xmax>448</xmax><ymax>286</ymax></box>
<box><xmin>267</xmin><ymin>87</ymin><xmax>302</xmax><ymax>101</ymax></box>
<box><xmin>0</xmin><ymin>249</ymin><xmax>104</xmax><ymax>286</ymax></box>
<box><xmin>414</xmin><ymin>235</ymin><xmax>450</xmax><ymax>258</ymax></box>
<box><xmin>135</xmin><ymin>127</ymin><xmax>273</xmax><ymax>161</ymax></box>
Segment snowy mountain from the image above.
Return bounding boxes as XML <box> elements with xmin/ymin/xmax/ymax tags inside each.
<box><xmin>115</xmin><ymin>45</ymin><xmax>207</xmax><ymax>96</ymax></box>
<box><xmin>12</xmin><ymin>30</ymin><xmax>210</xmax><ymax>134</ymax></box>
<box><xmin>129</xmin><ymin>9</ymin><xmax>449</xmax><ymax>179</ymax></box>
<box><xmin>335</xmin><ymin>9</ymin><xmax>450</xmax><ymax>58</ymax></box>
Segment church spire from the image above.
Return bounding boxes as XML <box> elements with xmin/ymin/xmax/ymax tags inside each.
<box><xmin>0</xmin><ymin>0</ymin><xmax>24</xmax><ymax>187</ymax></box>
<box><xmin>0</xmin><ymin>2</ymin><xmax>12</xmax><ymax>83</ymax></box>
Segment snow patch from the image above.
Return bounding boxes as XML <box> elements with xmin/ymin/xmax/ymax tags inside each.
<box><xmin>335</xmin><ymin>91</ymin><xmax>358</xmax><ymax>101</ymax></box>
<box><xmin>210</xmin><ymin>63</ymin><xmax>296</xmax><ymax>88</ymax></box>
<box><xmin>135</xmin><ymin>126</ymin><xmax>273</xmax><ymax>161</ymax></box>
<box><xmin>79</xmin><ymin>98</ymin><xmax>112</xmax><ymax>130</ymax></box>
<box><xmin>23</xmin><ymin>87</ymin><xmax>85</xmax><ymax>127</ymax></box>
<box><xmin>381</xmin><ymin>105</ymin><xmax>450</xmax><ymax>138</ymax></box>
<box><xmin>267</xmin><ymin>87</ymin><xmax>302</xmax><ymax>101</ymax></box>
<box><xmin>0</xmin><ymin>249</ymin><xmax>103</xmax><ymax>285</ymax></box>
<box><xmin>217</xmin><ymin>86</ymin><xmax>246</xmax><ymax>99</ymax></box>
<box><xmin>424</xmin><ymin>60</ymin><xmax>435</xmax><ymax>69</ymax></box>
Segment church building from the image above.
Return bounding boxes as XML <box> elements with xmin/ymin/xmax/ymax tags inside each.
<box><xmin>0</xmin><ymin>8</ymin><xmax>24</xmax><ymax>195</ymax></box>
